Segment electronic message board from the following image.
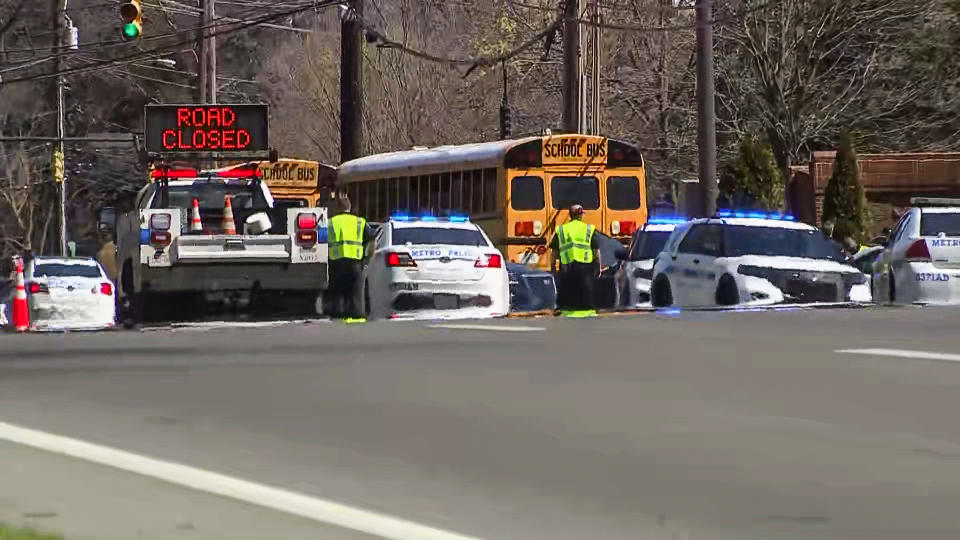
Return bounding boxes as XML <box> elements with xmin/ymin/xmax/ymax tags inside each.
<box><xmin>144</xmin><ymin>104</ymin><xmax>268</xmax><ymax>154</ymax></box>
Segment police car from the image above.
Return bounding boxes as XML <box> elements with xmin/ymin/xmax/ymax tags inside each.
<box><xmin>613</xmin><ymin>218</ymin><xmax>684</xmax><ymax>308</ymax></box>
<box><xmin>872</xmin><ymin>198</ymin><xmax>960</xmax><ymax>304</ymax></box>
<box><xmin>364</xmin><ymin>214</ymin><xmax>510</xmax><ymax>320</ymax></box>
<box><xmin>24</xmin><ymin>256</ymin><xmax>117</xmax><ymax>330</ymax></box>
<box><xmin>650</xmin><ymin>211</ymin><xmax>872</xmax><ymax>308</ymax></box>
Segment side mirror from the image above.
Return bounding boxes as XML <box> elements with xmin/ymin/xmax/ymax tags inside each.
<box><xmin>98</xmin><ymin>207</ymin><xmax>117</xmax><ymax>240</ymax></box>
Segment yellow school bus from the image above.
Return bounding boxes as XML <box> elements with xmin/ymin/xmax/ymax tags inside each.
<box><xmin>336</xmin><ymin>134</ymin><xmax>647</xmax><ymax>268</ymax></box>
<box><xmin>217</xmin><ymin>158</ymin><xmax>337</xmax><ymax>209</ymax></box>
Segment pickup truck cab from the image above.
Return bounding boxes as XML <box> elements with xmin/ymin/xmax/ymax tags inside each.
<box><xmin>113</xmin><ymin>168</ymin><xmax>328</xmax><ymax>324</ymax></box>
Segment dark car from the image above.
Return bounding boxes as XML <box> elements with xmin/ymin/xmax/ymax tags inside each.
<box><xmin>507</xmin><ymin>262</ymin><xmax>557</xmax><ymax>312</ymax></box>
<box><xmin>592</xmin><ymin>230</ymin><xmax>627</xmax><ymax>309</ymax></box>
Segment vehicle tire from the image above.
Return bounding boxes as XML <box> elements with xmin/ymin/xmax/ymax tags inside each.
<box><xmin>716</xmin><ymin>275</ymin><xmax>740</xmax><ymax>306</ymax></box>
<box><xmin>889</xmin><ymin>271</ymin><xmax>896</xmax><ymax>304</ymax></box>
<box><xmin>651</xmin><ymin>275</ymin><xmax>673</xmax><ymax>308</ymax></box>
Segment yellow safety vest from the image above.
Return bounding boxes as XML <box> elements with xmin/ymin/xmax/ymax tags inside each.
<box><xmin>329</xmin><ymin>213</ymin><xmax>366</xmax><ymax>261</ymax></box>
<box><xmin>556</xmin><ymin>220</ymin><xmax>595</xmax><ymax>265</ymax></box>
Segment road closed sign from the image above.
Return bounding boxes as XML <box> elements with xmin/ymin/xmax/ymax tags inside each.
<box><xmin>144</xmin><ymin>104</ymin><xmax>269</xmax><ymax>154</ymax></box>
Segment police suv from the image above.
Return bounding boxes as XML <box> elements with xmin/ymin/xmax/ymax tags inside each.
<box><xmin>650</xmin><ymin>211</ymin><xmax>871</xmax><ymax>308</ymax></box>
<box><xmin>872</xmin><ymin>197</ymin><xmax>960</xmax><ymax>304</ymax></box>
<box><xmin>613</xmin><ymin>218</ymin><xmax>683</xmax><ymax>309</ymax></box>
<box><xmin>364</xmin><ymin>214</ymin><xmax>510</xmax><ymax>320</ymax></box>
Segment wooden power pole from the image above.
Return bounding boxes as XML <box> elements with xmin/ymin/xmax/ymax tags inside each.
<box><xmin>340</xmin><ymin>0</ymin><xmax>363</xmax><ymax>163</ymax></box>
<box><xmin>695</xmin><ymin>0</ymin><xmax>717</xmax><ymax>217</ymax></box>
<box><xmin>200</xmin><ymin>0</ymin><xmax>216</xmax><ymax>104</ymax></box>
<box><xmin>562</xmin><ymin>0</ymin><xmax>581</xmax><ymax>134</ymax></box>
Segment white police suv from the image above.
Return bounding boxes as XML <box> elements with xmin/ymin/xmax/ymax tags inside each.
<box><xmin>364</xmin><ymin>214</ymin><xmax>510</xmax><ymax>320</ymax></box>
<box><xmin>872</xmin><ymin>198</ymin><xmax>960</xmax><ymax>305</ymax></box>
<box><xmin>613</xmin><ymin>218</ymin><xmax>684</xmax><ymax>308</ymax></box>
<box><xmin>650</xmin><ymin>211</ymin><xmax>871</xmax><ymax>308</ymax></box>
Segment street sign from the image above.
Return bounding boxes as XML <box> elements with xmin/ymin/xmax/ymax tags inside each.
<box><xmin>143</xmin><ymin>104</ymin><xmax>269</xmax><ymax>154</ymax></box>
<box><xmin>52</xmin><ymin>148</ymin><xmax>64</xmax><ymax>183</ymax></box>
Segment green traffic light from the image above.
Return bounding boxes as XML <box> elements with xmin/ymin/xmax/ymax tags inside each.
<box><xmin>122</xmin><ymin>22</ymin><xmax>140</xmax><ymax>39</ymax></box>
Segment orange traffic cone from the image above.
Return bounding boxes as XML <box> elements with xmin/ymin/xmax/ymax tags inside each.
<box><xmin>222</xmin><ymin>195</ymin><xmax>237</xmax><ymax>235</ymax></box>
<box><xmin>11</xmin><ymin>258</ymin><xmax>29</xmax><ymax>332</ymax></box>
<box><xmin>190</xmin><ymin>198</ymin><xmax>203</xmax><ymax>233</ymax></box>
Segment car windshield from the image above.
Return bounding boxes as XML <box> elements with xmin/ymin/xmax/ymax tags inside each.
<box><xmin>630</xmin><ymin>231</ymin><xmax>671</xmax><ymax>260</ymax></box>
<box><xmin>724</xmin><ymin>225</ymin><xmax>844</xmax><ymax>261</ymax></box>
<box><xmin>392</xmin><ymin>226</ymin><xmax>488</xmax><ymax>246</ymax></box>
<box><xmin>920</xmin><ymin>212</ymin><xmax>960</xmax><ymax>236</ymax></box>
<box><xmin>157</xmin><ymin>182</ymin><xmax>266</xmax><ymax>211</ymax></box>
<box><xmin>34</xmin><ymin>263</ymin><xmax>101</xmax><ymax>278</ymax></box>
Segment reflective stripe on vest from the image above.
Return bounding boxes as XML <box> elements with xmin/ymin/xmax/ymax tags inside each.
<box><xmin>330</xmin><ymin>213</ymin><xmax>365</xmax><ymax>260</ymax></box>
<box><xmin>556</xmin><ymin>221</ymin><xmax>594</xmax><ymax>265</ymax></box>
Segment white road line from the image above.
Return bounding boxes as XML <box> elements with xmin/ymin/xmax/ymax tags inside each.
<box><xmin>0</xmin><ymin>421</ymin><xmax>482</xmax><ymax>540</ymax></box>
<box><xmin>835</xmin><ymin>348</ymin><xmax>960</xmax><ymax>363</ymax></box>
<box><xmin>427</xmin><ymin>324</ymin><xmax>545</xmax><ymax>332</ymax></box>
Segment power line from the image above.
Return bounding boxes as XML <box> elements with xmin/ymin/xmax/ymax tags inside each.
<box><xmin>0</xmin><ymin>0</ymin><xmax>336</xmax><ymax>85</ymax></box>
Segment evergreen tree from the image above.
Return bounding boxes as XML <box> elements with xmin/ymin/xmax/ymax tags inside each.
<box><xmin>723</xmin><ymin>136</ymin><xmax>784</xmax><ymax>210</ymax></box>
<box><xmin>821</xmin><ymin>133</ymin><xmax>869</xmax><ymax>243</ymax></box>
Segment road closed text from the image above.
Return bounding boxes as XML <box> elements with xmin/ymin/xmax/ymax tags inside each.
<box><xmin>161</xmin><ymin>107</ymin><xmax>253</xmax><ymax>151</ymax></box>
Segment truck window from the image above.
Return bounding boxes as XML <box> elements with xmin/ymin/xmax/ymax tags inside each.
<box><xmin>153</xmin><ymin>182</ymin><xmax>268</xmax><ymax>210</ymax></box>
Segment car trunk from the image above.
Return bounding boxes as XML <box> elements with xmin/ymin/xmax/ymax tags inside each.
<box><xmin>408</xmin><ymin>245</ymin><xmax>485</xmax><ymax>281</ymax></box>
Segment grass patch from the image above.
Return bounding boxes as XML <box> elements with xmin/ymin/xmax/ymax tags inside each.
<box><xmin>0</xmin><ymin>524</ymin><xmax>63</xmax><ymax>540</ymax></box>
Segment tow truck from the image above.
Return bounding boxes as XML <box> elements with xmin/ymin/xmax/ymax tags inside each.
<box><xmin>105</xmin><ymin>166</ymin><xmax>328</xmax><ymax>325</ymax></box>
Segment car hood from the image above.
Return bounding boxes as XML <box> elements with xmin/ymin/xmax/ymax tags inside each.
<box><xmin>729</xmin><ymin>255</ymin><xmax>861</xmax><ymax>274</ymax></box>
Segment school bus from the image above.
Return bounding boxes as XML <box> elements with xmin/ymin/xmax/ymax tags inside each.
<box><xmin>217</xmin><ymin>158</ymin><xmax>337</xmax><ymax>209</ymax></box>
<box><xmin>336</xmin><ymin>134</ymin><xmax>647</xmax><ymax>268</ymax></box>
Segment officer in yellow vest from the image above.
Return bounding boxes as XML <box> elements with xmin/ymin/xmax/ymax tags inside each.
<box><xmin>549</xmin><ymin>204</ymin><xmax>600</xmax><ymax>313</ymax></box>
<box><xmin>328</xmin><ymin>197</ymin><xmax>375</xmax><ymax>320</ymax></box>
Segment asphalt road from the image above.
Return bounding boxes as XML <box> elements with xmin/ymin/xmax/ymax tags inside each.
<box><xmin>1</xmin><ymin>306</ymin><xmax>960</xmax><ymax>540</ymax></box>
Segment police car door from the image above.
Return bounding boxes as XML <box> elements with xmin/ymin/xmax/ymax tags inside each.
<box><xmin>673</xmin><ymin>223</ymin><xmax>722</xmax><ymax>307</ymax></box>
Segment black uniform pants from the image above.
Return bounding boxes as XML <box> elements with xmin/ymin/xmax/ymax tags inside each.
<box><xmin>329</xmin><ymin>259</ymin><xmax>364</xmax><ymax>318</ymax></box>
<box><xmin>558</xmin><ymin>261</ymin><xmax>595</xmax><ymax>310</ymax></box>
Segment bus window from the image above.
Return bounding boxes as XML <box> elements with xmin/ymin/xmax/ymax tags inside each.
<box><xmin>471</xmin><ymin>170</ymin><xmax>483</xmax><ymax>214</ymax></box>
<box><xmin>452</xmin><ymin>171</ymin><xmax>463</xmax><ymax>210</ymax></box>
<box><xmin>397</xmin><ymin>177</ymin><xmax>410</xmax><ymax>212</ymax></box>
<box><xmin>274</xmin><ymin>198</ymin><xmax>309</xmax><ymax>210</ymax></box>
<box><xmin>483</xmin><ymin>168</ymin><xmax>497</xmax><ymax>212</ymax></box>
<box><xmin>607</xmin><ymin>176</ymin><xmax>642</xmax><ymax>210</ymax></box>
<box><xmin>510</xmin><ymin>176</ymin><xmax>544</xmax><ymax>210</ymax></box>
<box><xmin>551</xmin><ymin>176</ymin><xmax>600</xmax><ymax>210</ymax></box>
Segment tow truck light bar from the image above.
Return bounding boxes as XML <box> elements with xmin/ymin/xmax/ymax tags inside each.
<box><xmin>150</xmin><ymin>168</ymin><xmax>261</xmax><ymax>179</ymax></box>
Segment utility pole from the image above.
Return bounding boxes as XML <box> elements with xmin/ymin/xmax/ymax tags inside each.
<box><xmin>199</xmin><ymin>0</ymin><xmax>216</xmax><ymax>103</ymax></box>
<box><xmin>340</xmin><ymin>0</ymin><xmax>363</xmax><ymax>162</ymax></box>
<box><xmin>561</xmin><ymin>0</ymin><xmax>581</xmax><ymax>134</ymax></box>
<box><xmin>695</xmin><ymin>0</ymin><xmax>717</xmax><ymax>217</ymax></box>
<box><xmin>53</xmin><ymin>0</ymin><xmax>68</xmax><ymax>256</ymax></box>
<box><xmin>590</xmin><ymin>0</ymin><xmax>601</xmax><ymax>135</ymax></box>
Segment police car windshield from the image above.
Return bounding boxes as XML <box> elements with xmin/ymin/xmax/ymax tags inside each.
<box><xmin>392</xmin><ymin>227</ymin><xmax>488</xmax><ymax>246</ymax></box>
<box><xmin>725</xmin><ymin>226</ymin><xmax>843</xmax><ymax>261</ymax></box>
<box><xmin>630</xmin><ymin>231</ymin><xmax>671</xmax><ymax>260</ymax></box>
<box><xmin>34</xmin><ymin>263</ymin><xmax>101</xmax><ymax>278</ymax></box>
<box><xmin>920</xmin><ymin>213</ymin><xmax>960</xmax><ymax>236</ymax></box>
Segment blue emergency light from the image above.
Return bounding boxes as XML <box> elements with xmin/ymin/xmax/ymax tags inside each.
<box><xmin>647</xmin><ymin>217</ymin><xmax>687</xmax><ymax>225</ymax></box>
<box><xmin>716</xmin><ymin>209</ymin><xmax>795</xmax><ymax>221</ymax></box>
<box><xmin>390</xmin><ymin>212</ymin><xmax>470</xmax><ymax>223</ymax></box>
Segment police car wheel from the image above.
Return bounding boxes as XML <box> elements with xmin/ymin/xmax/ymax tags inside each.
<box><xmin>651</xmin><ymin>276</ymin><xmax>673</xmax><ymax>307</ymax></box>
<box><xmin>716</xmin><ymin>275</ymin><xmax>740</xmax><ymax>306</ymax></box>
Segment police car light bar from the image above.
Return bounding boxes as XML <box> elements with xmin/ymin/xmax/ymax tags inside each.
<box><xmin>910</xmin><ymin>197</ymin><xmax>960</xmax><ymax>207</ymax></box>
<box><xmin>716</xmin><ymin>209</ymin><xmax>795</xmax><ymax>221</ymax></box>
<box><xmin>390</xmin><ymin>213</ymin><xmax>470</xmax><ymax>223</ymax></box>
<box><xmin>647</xmin><ymin>217</ymin><xmax>687</xmax><ymax>225</ymax></box>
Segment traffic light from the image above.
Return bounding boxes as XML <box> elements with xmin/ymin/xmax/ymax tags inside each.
<box><xmin>499</xmin><ymin>101</ymin><xmax>512</xmax><ymax>139</ymax></box>
<box><xmin>120</xmin><ymin>0</ymin><xmax>142</xmax><ymax>40</ymax></box>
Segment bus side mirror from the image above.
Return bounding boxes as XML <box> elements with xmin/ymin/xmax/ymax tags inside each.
<box><xmin>98</xmin><ymin>207</ymin><xmax>117</xmax><ymax>240</ymax></box>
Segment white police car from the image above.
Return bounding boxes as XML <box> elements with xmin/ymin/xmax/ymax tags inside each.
<box><xmin>650</xmin><ymin>211</ymin><xmax>871</xmax><ymax>308</ymax></box>
<box><xmin>872</xmin><ymin>198</ymin><xmax>960</xmax><ymax>304</ymax></box>
<box><xmin>364</xmin><ymin>214</ymin><xmax>510</xmax><ymax>320</ymax></box>
<box><xmin>613</xmin><ymin>218</ymin><xmax>684</xmax><ymax>308</ymax></box>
